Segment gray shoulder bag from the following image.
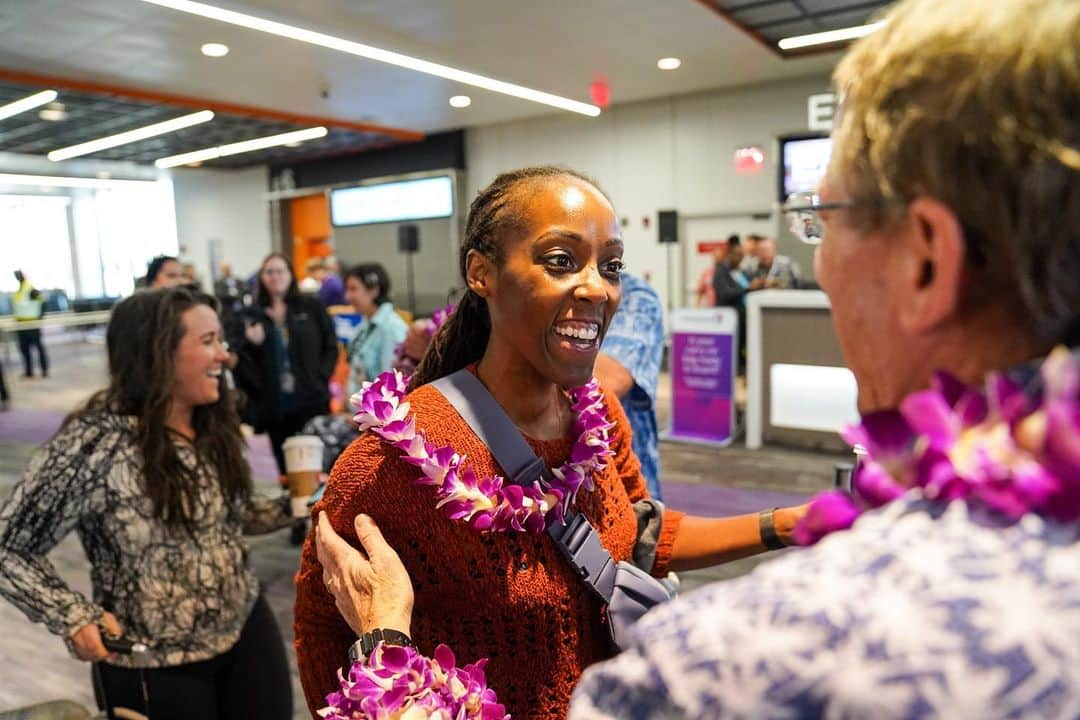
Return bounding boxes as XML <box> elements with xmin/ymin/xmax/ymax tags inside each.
<box><xmin>431</xmin><ymin>369</ymin><xmax>674</xmax><ymax>650</ymax></box>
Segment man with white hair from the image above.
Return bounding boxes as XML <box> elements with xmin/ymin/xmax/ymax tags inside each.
<box><xmin>312</xmin><ymin>0</ymin><xmax>1080</xmax><ymax>716</ymax></box>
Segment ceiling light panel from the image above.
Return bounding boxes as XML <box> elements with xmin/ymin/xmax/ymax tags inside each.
<box><xmin>0</xmin><ymin>89</ymin><xmax>59</xmax><ymax>122</ymax></box>
<box><xmin>155</xmin><ymin>126</ymin><xmax>328</xmax><ymax>168</ymax></box>
<box><xmin>135</xmin><ymin>0</ymin><xmax>601</xmax><ymax>117</ymax></box>
<box><xmin>47</xmin><ymin>110</ymin><xmax>215</xmax><ymax>162</ymax></box>
<box><xmin>778</xmin><ymin>21</ymin><xmax>885</xmax><ymax>50</ymax></box>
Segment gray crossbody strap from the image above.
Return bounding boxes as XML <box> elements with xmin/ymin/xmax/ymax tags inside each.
<box><xmin>430</xmin><ymin>369</ymin><xmax>550</xmax><ymax>488</ymax></box>
<box><xmin>431</xmin><ymin>369</ymin><xmax>617</xmax><ymax>602</ymax></box>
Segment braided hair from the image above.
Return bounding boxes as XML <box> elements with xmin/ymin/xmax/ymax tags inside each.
<box><xmin>409</xmin><ymin>166</ymin><xmax>603</xmax><ymax>389</ymax></box>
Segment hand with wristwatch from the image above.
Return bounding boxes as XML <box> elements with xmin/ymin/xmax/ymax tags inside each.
<box><xmin>314</xmin><ymin>511</ymin><xmax>416</xmax><ymax>665</ymax></box>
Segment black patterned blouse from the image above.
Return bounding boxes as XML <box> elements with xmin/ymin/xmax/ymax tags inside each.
<box><xmin>0</xmin><ymin>411</ymin><xmax>291</xmax><ymax>668</ymax></box>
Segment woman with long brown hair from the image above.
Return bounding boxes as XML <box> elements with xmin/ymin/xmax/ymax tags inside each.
<box><xmin>0</xmin><ymin>288</ymin><xmax>293</xmax><ymax>720</ymax></box>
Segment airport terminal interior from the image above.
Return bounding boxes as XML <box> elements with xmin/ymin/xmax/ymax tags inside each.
<box><xmin>0</xmin><ymin>0</ymin><xmax>1076</xmax><ymax>718</ymax></box>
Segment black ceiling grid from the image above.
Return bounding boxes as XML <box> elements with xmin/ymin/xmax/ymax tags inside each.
<box><xmin>698</xmin><ymin>0</ymin><xmax>893</xmax><ymax>55</ymax></box>
<box><xmin>0</xmin><ymin>80</ymin><xmax>401</xmax><ymax>169</ymax></box>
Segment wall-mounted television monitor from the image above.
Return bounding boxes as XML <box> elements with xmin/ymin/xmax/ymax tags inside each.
<box><xmin>330</xmin><ymin>175</ymin><xmax>454</xmax><ymax>227</ymax></box>
<box><xmin>778</xmin><ymin>134</ymin><xmax>832</xmax><ymax>202</ymax></box>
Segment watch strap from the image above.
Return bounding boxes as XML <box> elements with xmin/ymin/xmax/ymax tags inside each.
<box><xmin>759</xmin><ymin>508</ymin><xmax>787</xmax><ymax>551</ymax></box>
<box><xmin>346</xmin><ymin>628</ymin><xmax>414</xmax><ymax>667</ymax></box>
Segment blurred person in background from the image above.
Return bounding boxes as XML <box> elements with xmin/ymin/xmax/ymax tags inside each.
<box><xmin>13</xmin><ymin>269</ymin><xmax>48</xmax><ymax>379</ymax></box>
<box><xmin>595</xmin><ymin>272</ymin><xmax>666</xmax><ymax>501</ymax></box>
<box><xmin>712</xmin><ymin>239</ymin><xmax>751</xmax><ymax>310</ymax></box>
<box><xmin>235</xmin><ymin>252</ymin><xmax>337</xmax><ymax>544</ymax></box>
<box><xmin>213</xmin><ymin>260</ymin><xmax>244</xmax><ymax>312</ymax></box>
<box><xmin>694</xmin><ymin>234</ymin><xmax>737</xmax><ymax>307</ymax></box>
<box><xmin>749</xmin><ymin>236</ymin><xmax>801</xmax><ymax>289</ymax></box>
<box><xmin>317</xmin><ymin>255</ymin><xmax>346</xmax><ymax>308</ymax></box>
<box><xmin>145</xmin><ymin>255</ymin><xmax>186</xmax><ymax>289</ymax></box>
<box><xmin>0</xmin><ymin>288</ymin><xmax>292</xmax><ymax>719</ymax></box>
<box><xmin>712</xmin><ymin>240</ymin><xmax>752</xmax><ymax>372</ymax></box>
<box><xmin>739</xmin><ymin>233</ymin><xmax>763</xmax><ymax>277</ymax></box>
<box><xmin>301</xmin><ymin>263</ymin><xmax>408</xmax><ymax>477</ymax></box>
<box><xmin>299</xmin><ymin>257</ymin><xmax>324</xmax><ymax>295</ymax></box>
<box><xmin>180</xmin><ymin>260</ymin><xmax>200</xmax><ymax>290</ymax></box>
<box><xmin>0</xmin><ymin>353</ymin><xmax>9</xmax><ymax>410</ymax></box>
<box><xmin>341</xmin><ymin>263</ymin><xmax>408</xmax><ymax>397</ymax></box>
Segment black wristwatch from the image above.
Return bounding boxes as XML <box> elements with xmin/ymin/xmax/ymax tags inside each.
<box><xmin>759</xmin><ymin>508</ymin><xmax>787</xmax><ymax>551</ymax></box>
<box><xmin>346</xmin><ymin>628</ymin><xmax>414</xmax><ymax>667</ymax></box>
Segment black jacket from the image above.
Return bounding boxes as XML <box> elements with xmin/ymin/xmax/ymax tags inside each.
<box><xmin>712</xmin><ymin>263</ymin><xmax>747</xmax><ymax>308</ymax></box>
<box><xmin>233</xmin><ymin>295</ymin><xmax>337</xmax><ymax>430</ymax></box>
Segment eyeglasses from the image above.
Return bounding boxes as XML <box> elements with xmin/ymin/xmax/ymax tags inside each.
<box><xmin>782</xmin><ymin>192</ymin><xmax>856</xmax><ymax>245</ymax></box>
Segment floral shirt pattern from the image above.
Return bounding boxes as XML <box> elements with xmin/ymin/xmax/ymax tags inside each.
<box><xmin>571</xmin><ymin>496</ymin><xmax>1080</xmax><ymax>719</ymax></box>
<box><xmin>0</xmin><ymin>412</ymin><xmax>291</xmax><ymax>668</ymax></box>
<box><xmin>601</xmin><ymin>273</ymin><xmax>664</xmax><ymax>500</ymax></box>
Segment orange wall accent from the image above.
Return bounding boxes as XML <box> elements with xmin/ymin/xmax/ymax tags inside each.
<box><xmin>290</xmin><ymin>194</ymin><xmax>332</xmax><ymax>279</ymax></box>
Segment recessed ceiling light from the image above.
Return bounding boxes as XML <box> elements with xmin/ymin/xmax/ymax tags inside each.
<box><xmin>38</xmin><ymin>103</ymin><xmax>68</xmax><ymax>122</ymax></box>
<box><xmin>201</xmin><ymin>42</ymin><xmax>230</xmax><ymax>57</ymax></box>
<box><xmin>48</xmin><ymin>110</ymin><xmax>215</xmax><ymax>162</ymax></box>
<box><xmin>778</xmin><ymin>21</ymin><xmax>885</xmax><ymax>50</ymax></box>
<box><xmin>657</xmin><ymin>57</ymin><xmax>681</xmax><ymax>70</ymax></box>
<box><xmin>135</xmin><ymin>0</ymin><xmax>601</xmax><ymax>117</ymax></box>
<box><xmin>449</xmin><ymin>95</ymin><xmax>471</xmax><ymax>109</ymax></box>
<box><xmin>0</xmin><ymin>89</ymin><xmax>59</xmax><ymax>122</ymax></box>
<box><xmin>155</xmin><ymin>126</ymin><xmax>328</xmax><ymax>168</ymax></box>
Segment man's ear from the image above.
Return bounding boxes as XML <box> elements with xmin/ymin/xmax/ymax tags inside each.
<box><xmin>896</xmin><ymin>196</ymin><xmax>967</xmax><ymax>335</ymax></box>
<box><xmin>465</xmin><ymin>249</ymin><xmax>495</xmax><ymax>299</ymax></box>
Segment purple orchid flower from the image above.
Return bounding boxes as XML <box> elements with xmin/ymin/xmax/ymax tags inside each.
<box><xmin>792</xmin><ymin>490</ymin><xmax>860</xmax><ymax>546</ymax></box>
<box><xmin>851</xmin><ymin>460</ymin><xmax>907</xmax><ymax>508</ymax></box>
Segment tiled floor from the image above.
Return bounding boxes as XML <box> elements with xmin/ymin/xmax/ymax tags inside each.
<box><xmin>0</xmin><ymin>338</ymin><xmax>842</xmax><ymax>717</ymax></box>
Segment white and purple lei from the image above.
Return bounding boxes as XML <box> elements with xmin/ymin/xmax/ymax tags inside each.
<box><xmin>321</xmin><ymin>642</ymin><xmax>508</xmax><ymax>720</ymax></box>
<box><xmin>351</xmin><ymin>369</ymin><xmax>614</xmax><ymax>534</ymax></box>
<box><xmin>794</xmin><ymin>347</ymin><xmax>1080</xmax><ymax>545</ymax></box>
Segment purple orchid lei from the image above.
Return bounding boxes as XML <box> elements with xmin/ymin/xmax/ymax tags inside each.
<box><xmin>352</xmin><ymin>369</ymin><xmax>614</xmax><ymax>534</ymax></box>
<box><xmin>320</xmin><ymin>642</ymin><xmax>509</xmax><ymax>720</ymax></box>
<box><xmin>793</xmin><ymin>347</ymin><xmax>1080</xmax><ymax>545</ymax></box>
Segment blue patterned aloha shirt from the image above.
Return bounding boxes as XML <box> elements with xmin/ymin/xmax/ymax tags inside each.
<box><xmin>601</xmin><ymin>273</ymin><xmax>665</xmax><ymax>500</ymax></box>
<box><xmin>570</xmin><ymin>495</ymin><xmax>1080</xmax><ymax>719</ymax></box>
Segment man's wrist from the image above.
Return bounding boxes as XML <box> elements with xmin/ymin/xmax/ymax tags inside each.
<box><xmin>346</xmin><ymin>627</ymin><xmax>414</xmax><ymax>667</ymax></box>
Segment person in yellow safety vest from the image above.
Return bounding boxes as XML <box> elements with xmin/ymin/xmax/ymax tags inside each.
<box><xmin>12</xmin><ymin>270</ymin><xmax>48</xmax><ymax>379</ymax></box>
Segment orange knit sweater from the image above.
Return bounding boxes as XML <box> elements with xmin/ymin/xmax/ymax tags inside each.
<box><xmin>294</xmin><ymin>378</ymin><xmax>683</xmax><ymax>719</ymax></box>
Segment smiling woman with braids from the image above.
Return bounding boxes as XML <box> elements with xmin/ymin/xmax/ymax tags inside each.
<box><xmin>294</xmin><ymin>167</ymin><xmax>806</xmax><ymax>719</ymax></box>
<box><xmin>0</xmin><ymin>288</ymin><xmax>293</xmax><ymax>720</ymax></box>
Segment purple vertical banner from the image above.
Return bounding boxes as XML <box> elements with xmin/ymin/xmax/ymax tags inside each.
<box><xmin>668</xmin><ymin>309</ymin><xmax>736</xmax><ymax>445</ymax></box>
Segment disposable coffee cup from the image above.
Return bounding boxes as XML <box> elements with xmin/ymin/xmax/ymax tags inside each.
<box><xmin>283</xmin><ymin>435</ymin><xmax>324</xmax><ymax>518</ymax></box>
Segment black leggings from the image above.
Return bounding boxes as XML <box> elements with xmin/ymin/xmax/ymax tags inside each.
<box><xmin>268</xmin><ymin>405</ymin><xmax>324</xmax><ymax>476</ymax></box>
<box><xmin>0</xmin><ymin>355</ymin><xmax>8</xmax><ymax>402</ymax></box>
<box><xmin>16</xmin><ymin>329</ymin><xmax>48</xmax><ymax>377</ymax></box>
<box><xmin>92</xmin><ymin>595</ymin><xmax>292</xmax><ymax>720</ymax></box>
